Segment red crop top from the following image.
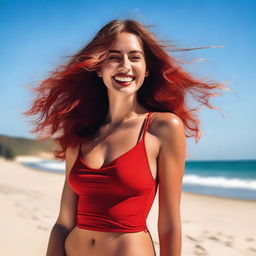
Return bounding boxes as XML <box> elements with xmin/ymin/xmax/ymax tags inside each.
<box><xmin>68</xmin><ymin>112</ymin><xmax>159</xmax><ymax>233</ymax></box>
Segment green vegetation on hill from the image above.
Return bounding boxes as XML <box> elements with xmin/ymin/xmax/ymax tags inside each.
<box><xmin>0</xmin><ymin>135</ymin><xmax>56</xmax><ymax>160</ymax></box>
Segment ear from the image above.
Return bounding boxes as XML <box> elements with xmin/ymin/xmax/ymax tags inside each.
<box><xmin>145</xmin><ymin>70</ymin><xmax>149</xmax><ymax>77</ymax></box>
<box><xmin>96</xmin><ymin>70</ymin><xmax>102</xmax><ymax>77</ymax></box>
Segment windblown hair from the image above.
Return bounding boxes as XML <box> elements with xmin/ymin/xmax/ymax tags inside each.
<box><xmin>23</xmin><ymin>19</ymin><xmax>229</xmax><ymax>160</ymax></box>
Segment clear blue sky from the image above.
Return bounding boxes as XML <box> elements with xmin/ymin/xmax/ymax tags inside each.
<box><xmin>0</xmin><ymin>0</ymin><xmax>255</xmax><ymax>160</ymax></box>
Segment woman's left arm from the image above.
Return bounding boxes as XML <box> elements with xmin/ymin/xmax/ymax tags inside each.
<box><xmin>157</xmin><ymin>113</ymin><xmax>186</xmax><ymax>256</ymax></box>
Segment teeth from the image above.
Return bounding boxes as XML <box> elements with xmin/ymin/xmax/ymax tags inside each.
<box><xmin>114</xmin><ymin>76</ymin><xmax>134</xmax><ymax>82</ymax></box>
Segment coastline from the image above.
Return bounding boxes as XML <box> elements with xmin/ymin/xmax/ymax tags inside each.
<box><xmin>0</xmin><ymin>157</ymin><xmax>255</xmax><ymax>255</ymax></box>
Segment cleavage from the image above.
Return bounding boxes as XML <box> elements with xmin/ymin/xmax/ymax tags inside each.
<box><xmin>81</xmin><ymin>117</ymin><xmax>147</xmax><ymax>169</ymax></box>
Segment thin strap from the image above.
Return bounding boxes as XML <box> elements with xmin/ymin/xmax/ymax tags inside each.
<box><xmin>78</xmin><ymin>142</ymin><xmax>82</xmax><ymax>158</ymax></box>
<box><xmin>79</xmin><ymin>112</ymin><xmax>153</xmax><ymax>155</ymax></box>
<box><xmin>141</xmin><ymin>112</ymin><xmax>152</xmax><ymax>139</ymax></box>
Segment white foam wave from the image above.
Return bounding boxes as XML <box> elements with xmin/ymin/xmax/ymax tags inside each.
<box><xmin>16</xmin><ymin>157</ymin><xmax>65</xmax><ymax>172</ymax></box>
<box><xmin>183</xmin><ymin>175</ymin><xmax>256</xmax><ymax>190</ymax></box>
<box><xmin>39</xmin><ymin>161</ymin><xmax>65</xmax><ymax>171</ymax></box>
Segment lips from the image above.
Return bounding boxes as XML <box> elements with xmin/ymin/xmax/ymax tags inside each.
<box><xmin>112</xmin><ymin>76</ymin><xmax>135</xmax><ymax>87</ymax></box>
<box><xmin>111</xmin><ymin>74</ymin><xmax>136</xmax><ymax>87</ymax></box>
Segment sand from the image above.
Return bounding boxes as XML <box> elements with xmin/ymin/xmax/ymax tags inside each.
<box><xmin>0</xmin><ymin>156</ymin><xmax>255</xmax><ymax>256</ymax></box>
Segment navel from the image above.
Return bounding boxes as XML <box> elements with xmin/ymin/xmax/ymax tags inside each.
<box><xmin>90</xmin><ymin>238</ymin><xmax>96</xmax><ymax>247</ymax></box>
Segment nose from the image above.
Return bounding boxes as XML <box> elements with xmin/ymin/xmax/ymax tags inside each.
<box><xmin>119</xmin><ymin>55</ymin><xmax>131</xmax><ymax>71</ymax></box>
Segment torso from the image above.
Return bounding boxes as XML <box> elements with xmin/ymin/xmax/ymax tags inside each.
<box><xmin>65</xmin><ymin>111</ymin><xmax>161</xmax><ymax>256</ymax></box>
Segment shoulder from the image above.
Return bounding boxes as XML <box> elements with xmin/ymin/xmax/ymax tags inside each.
<box><xmin>150</xmin><ymin>112</ymin><xmax>185</xmax><ymax>141</ymax></box>
<box><xmin>66</xmin><ymin>145</ymin><xmax>80</xmax><ymax>158</ymax></box>
<box><xmin>65</xmin><ymin>145</ymin><xmax>80</xmax><ymax>175</ymax></box>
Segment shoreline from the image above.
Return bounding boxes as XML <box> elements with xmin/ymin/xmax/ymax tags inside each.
<box><xmin>15</xmin><ymin>154</ymin><xmax>256</xmax><ymax>202</ymax></box>
<box><xmin>1</xmin><ymin>157</ymin><xmax>256</xmax><ymax>255</ymax></box>
<box><xmin>17</xmin><ymin>157</ymin><xmax>256</xmax><ymax>203</ymax></box>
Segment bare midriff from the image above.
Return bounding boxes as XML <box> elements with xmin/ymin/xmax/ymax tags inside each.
<box><xmin>64</xmin><ymin>226</ymin><xmax>156</xmax><ymax>256</ymax></box>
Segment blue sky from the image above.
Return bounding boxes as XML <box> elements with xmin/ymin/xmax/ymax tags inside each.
<box><xmin>0</xmin><ymin>0</ymin><xmax>255</xmax><ymax>160</ymax></box>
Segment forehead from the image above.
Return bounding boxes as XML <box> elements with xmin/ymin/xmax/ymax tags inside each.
<box><xmin>109</xmin><ymin>32</ymin><xmax>144</xmax><ymax>53</ymax></box>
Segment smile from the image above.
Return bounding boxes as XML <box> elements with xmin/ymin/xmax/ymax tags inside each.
<box><xmin>113</xmin><ymin>76</ymin><xmax>136</xmax><ymax>82</ymax></box>
<box><xmin>112</xmin><ymin>76</ymin><xmax>136</xmax><ymax>87</ymax></box>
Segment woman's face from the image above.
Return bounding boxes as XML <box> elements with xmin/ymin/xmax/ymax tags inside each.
<box><xmin>98</xmin><ymin>32</ymin><xmax>148</xmax><ymax>93</ymax></box>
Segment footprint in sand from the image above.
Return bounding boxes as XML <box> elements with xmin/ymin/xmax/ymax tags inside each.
<box><xmin>207</xmin><ymin>235</ymin><xmax>220</xmax><ymax>242</ymax></box>
<box><xmin>245</xmin><ymin>237</ymin><xmax>254</xmax><ymax>242</ymax></box>
<box><xmin>14</xmin><ymin>202</ymin><xmax>21</xmax><ymax>207</ymax></box>
<box><xmin>17</xmin><ymin>206</ymin><xmax>38</xmax><ymax>220</ymax></box>
<box><xmin>193</xmin><ymin>244</ymin><xmax>208</xmax><ymax>256</ymax></box>
<box><xmin>37</xmin><ymin>225</ymin><xmax>49</xmax><ymax>231</ymax></box>
<box><xmin>186</xmin><ymin>235</ymin><xmax>200</xmax><ymax>242</ymax></box>
<box><xmin>208</xmin><ymin>234</ymin><xmax>234</xmax><ymax>248</ymax></box>
<box><xmin>248</xmin><ymin>247</ymin><xmax>256</xmax><ymax>253</ymax></box>
<box><xmin>203</xmin><ymin>230</ymin><xmax>209</xmax><ymax>234</ymax></box>
<box><xmin>31</xmin><ymin>215</ymin><xmax>39</xmax><ymax>220</ymax></box>
<box><xmin>224</xmin><ymin>241</ymin><xmax>233</xmax><ymax>247</ymax></box>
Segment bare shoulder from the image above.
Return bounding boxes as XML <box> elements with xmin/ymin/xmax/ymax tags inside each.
<box><xmin>150</xmin><ymin>112</ymin><xmax>185</xmax><ymax>141</ymax></box>
<box><xmin>65</xmin><ymin>145</ymin><xmax>80</xmax><ymax>175</ymax></box>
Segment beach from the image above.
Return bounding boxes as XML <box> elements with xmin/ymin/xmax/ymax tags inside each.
<box><xmin>0</xmin><ymin>157</ymin><xmax>255</xmax><ymax>256</ymax></box>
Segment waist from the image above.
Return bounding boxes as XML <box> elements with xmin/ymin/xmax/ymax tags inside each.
<box><xmin>64</xmin><ymin>226</ymin><xmax>154</xmax><ymax>256</ymax></box>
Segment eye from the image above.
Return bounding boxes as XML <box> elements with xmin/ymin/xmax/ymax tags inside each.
<box><xmin>108</xmin><ymin>55</ymin><xmax>141</xmax><ymax>62</ymax></box>
<box><xmin>108</xmin><ymin>56</ymin><xmax>120</xmax><ymax>60</ymax></box>
<box><xmin>130</xmin><ymin>56</ymin><xmax>141</xmax><ymax>60</ymax></box>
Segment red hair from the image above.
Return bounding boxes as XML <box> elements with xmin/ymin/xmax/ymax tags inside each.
<box><xmin>23</xmin><ymin>19</ymin><xmax>229</xmax><ymax>161</ymax></box>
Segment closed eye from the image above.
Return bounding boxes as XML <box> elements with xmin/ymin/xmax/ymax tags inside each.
<box><xmin>108</xmin><ymin>56</ymin><xmax>121</xmax><ymax>60</ymax></box>
<box><xmin>131</xmin><ymin>56</ymin><xmax>141</xmax><ymax>60</ymax></box>
<box><xmin>108</xmin><ymin>56</ymin><xmax>141</xmax><ymax>61</ymax></box>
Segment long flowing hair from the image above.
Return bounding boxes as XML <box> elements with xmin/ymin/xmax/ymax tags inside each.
<box><xmin>23</xmin><ymin>19</ymin><xmax>229</xmax><ymax>160</ymax></box>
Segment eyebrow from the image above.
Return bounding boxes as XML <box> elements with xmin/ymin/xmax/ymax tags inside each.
<box><xmin>109</xmin><ymin>50</ymin><xmax>144</xmax><ymax>55</ymax></box>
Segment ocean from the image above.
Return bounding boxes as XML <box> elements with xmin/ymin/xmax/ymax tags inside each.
<box><xmin>18</xmin><ymin>158</ymin><xmax>256</xmax><ymax>201</ymax></box>
<box><xmin>183</xmin><ymin>160</ymin><xmax>256</xmax><ymax>201</ymax></box>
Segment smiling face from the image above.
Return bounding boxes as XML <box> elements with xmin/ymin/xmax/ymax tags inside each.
<box><xmin>97</xmin><ymin>32</ymin><xmax>149</xmax><ymax>93</ymax></box>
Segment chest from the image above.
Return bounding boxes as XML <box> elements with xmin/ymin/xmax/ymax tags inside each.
<box><xmin>80</xmin><ymin>118</ymin><xmax>160</xmax><ymax>181</ymax></box>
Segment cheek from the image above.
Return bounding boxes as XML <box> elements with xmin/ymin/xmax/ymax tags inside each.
<box><xmin>101</xmin><ymin>63</ymin><xmax>117</xmax><ymax>76</ymax></box>
<box><xmin>136</xmin><ymin>64</ymin><xmax>147</xmax><ymax>76</ymax></box>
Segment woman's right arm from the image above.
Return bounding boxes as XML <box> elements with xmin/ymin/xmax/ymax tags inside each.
<box><xmin>46</xmin><ymin>146</ymin><xmax>79</xmax><ymax>256</ymax></box>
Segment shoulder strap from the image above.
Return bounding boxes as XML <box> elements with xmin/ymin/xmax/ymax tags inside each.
<box><xmin>141</xmin><ymin>112</ymin><xmax>152</xmax><ymax>139</ymax></box>
<box><xmin>78</xmin><ymin>142</ymin><xmax>82</xmax><ymax>158</ymax></box>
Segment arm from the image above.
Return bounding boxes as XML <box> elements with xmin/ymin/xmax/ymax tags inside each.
<box><xmin>157</xmin><ymin>113</ymin><xmax>186</xmax><ymax>256</ymax></box>
<box><xmin>46</xmin><ymin>146</ymin><xmax>79</xmax><ymax>256</ymax></box>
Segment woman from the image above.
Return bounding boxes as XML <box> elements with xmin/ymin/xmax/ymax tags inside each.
<box><xmin>24</xmin><ymin>19</ymin><xmax>227</xmax><ymax>256</ymax></box>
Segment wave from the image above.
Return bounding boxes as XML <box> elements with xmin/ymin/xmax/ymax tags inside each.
<box><xmin>16</xmin><ymin>157</ymin><xmax>256</xmax><ymax>192</ymax></box>
<box><xmin>16</xmin><ymin>157</ymin><xmax>65</xmax><ymax>172</ymax></box>
<box><xmin>183</xmin><ymin>174</ymin><xmax>256</xmax><ymax>190</ymax></box>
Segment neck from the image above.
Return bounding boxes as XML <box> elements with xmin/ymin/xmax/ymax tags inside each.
<box><xmin>104</xmin><ymin>92</ymin><xmax>148</xmax><ymax>125</ymax></box>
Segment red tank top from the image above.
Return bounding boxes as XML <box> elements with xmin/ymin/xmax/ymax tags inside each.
<box><xmin>68</xmin><ymin>112</ymin><xmax>159</xmax><ymax>233</ymax></box>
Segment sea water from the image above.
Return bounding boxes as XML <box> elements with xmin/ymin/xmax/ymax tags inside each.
<box><xmin>18</xmin><ymin>158</ymin><xmax>256</xmax><ymax>201</ymax></box>
<box><xmin>183</xmin><ymin>160</ymin><xmax>256</xmax><ymax>200</ymax></box>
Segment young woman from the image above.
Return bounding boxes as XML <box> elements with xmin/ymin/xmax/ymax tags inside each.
<box><xmin>24</xmin><ymin>19</ymin><xmax>227</xmax><ymax>256</ymax></box>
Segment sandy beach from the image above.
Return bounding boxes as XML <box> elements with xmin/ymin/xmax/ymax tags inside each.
<box><xmin>0</xmin><ymin>156</ymin><xmax>255</xmax><ymax>256</ymax></box>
